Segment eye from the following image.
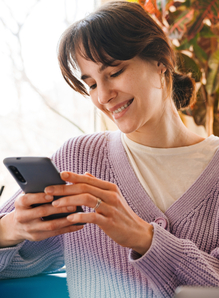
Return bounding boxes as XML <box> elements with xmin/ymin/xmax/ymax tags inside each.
<box><xmin>89</xmin><ymin>83</ymin><xmax>97</xmax><ymax>91</ymax></box>
<box><xmin>110</xmin><ymin>68</ymin><xmax>124</xmax><ymax>78</ymax></box>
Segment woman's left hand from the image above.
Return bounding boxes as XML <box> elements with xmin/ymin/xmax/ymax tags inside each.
<box><xmin>45</xmin><ymin>171</ymin><xmax>153</xmax><ymax>255</ymax></box>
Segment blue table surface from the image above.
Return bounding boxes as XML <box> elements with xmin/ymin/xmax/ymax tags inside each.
<box><xmin>0</xmin><ymin>271</ymin><xmax>69</xmax><ymax>298</ymax></box>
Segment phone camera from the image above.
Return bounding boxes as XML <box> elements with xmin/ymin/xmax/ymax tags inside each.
<box><xmin>9</xmin><ymin>166</ymin><xmax>26</xmax><ymax>183</ymax></box>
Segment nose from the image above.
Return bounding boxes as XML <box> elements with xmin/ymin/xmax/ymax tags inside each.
<box><xmin>97</xmin><ymin>81</ymin><xmax>117</xmax><ymax>105</ymax></box>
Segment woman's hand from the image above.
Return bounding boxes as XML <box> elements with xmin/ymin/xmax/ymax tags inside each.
<box><xmin>45</xmin><ymin>171</ymin><xmax>153</xmax><ymax>255</ymax></box>
<box><xmin>0</xmin><ymin>192</ymin><xmax>83</xmax><ymax>248</ymax></box>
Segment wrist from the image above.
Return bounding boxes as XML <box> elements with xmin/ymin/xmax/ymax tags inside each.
<box><xmin>131</xmin><ymin>222</ymin><xmax>154</xmax><ymax>256</ymax></box>
<box><xmin>0</xmin><ymin>212</ymin><xmax>24</xmax><ymax>248</ymax></box>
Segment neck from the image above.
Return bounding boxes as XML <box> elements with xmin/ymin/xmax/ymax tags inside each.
<box><xmin>126</xmin><ymin>101</ymin><xmax>205</xmax><ymax>148</ymax></box>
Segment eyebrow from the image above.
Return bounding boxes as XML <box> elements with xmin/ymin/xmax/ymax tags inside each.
<box><xmin>80</xmin><ymin>61</ymin><xmax>121</xmax><ymax>81</ymax></box>
<box><xmin>80</xmin><ymin>64</ymin><xmax>108</xmax><ymax>81</ymax></box>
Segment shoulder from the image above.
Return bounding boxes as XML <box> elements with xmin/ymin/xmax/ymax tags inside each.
<box><xmin>52</xmin><ymin>131</ymin><xmax>121</xmax><ymax>174</ymax></box>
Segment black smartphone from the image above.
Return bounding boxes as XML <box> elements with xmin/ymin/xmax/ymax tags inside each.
<box><xmin>3</xmin><ymin>156</ymin><xmax>84</xmax><ymax>222</ymax></box>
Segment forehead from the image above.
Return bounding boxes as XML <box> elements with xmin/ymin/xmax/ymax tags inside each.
<box><xmin>75</xmin><ymin>42</ymin><xmax>120</xmax><ymax>69</ymax></box>
<box><xmin>75</xmin><ymin>49</ymin><xmax>122</xmax><ymax>79</ymax></box>
<box><xmin>75</xmin><ymin>51</ymin><xmax>103</xmax><ymax>74</ymax></box>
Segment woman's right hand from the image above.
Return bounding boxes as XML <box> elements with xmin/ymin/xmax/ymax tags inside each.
<box><xmin>0</xmin><ymin>192</ymin><xmax>84</xmax><ymax>248</ymax></box>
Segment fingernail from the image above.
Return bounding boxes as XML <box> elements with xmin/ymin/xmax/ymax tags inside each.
<box><xmin>67</xmin><ymin>206</ymin><xmax>75</xmax><ymax>212</ymax></box>
<box><xmin>61</xmin><ymin>172</ymin><xmax>69</xmax><ymax>179</ymax></box>
<box><xmin>45</xmin><ymin>186</ymin><xmax>54</xmax><ymax>194</ymax></box>
<box><xmin>52</xmin><ymin>200</ymin><xmax>59</xmax><ymax>207</ymax></box>
<box><xmin>67</xmin><ymin>214</ymin><xmax>74</xmax><ymax>221</ymax></box>
<box><xmin>84</xmin><ymin>172</ymin><xmax>94</xmax><ymax>177</ymax></box>
<box><xmin>45</xmin><ymin>195</ymin><xmax>53</xmax><ymax>201</ymax></box>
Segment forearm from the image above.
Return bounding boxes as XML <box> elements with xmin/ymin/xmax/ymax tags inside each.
<box><xmin>130</xmin><ymin>223</ymin><xmax>219</xmax><ymax>297</ymax></box>
<box><xmin>0</xmin><ymin>235</ymin><xmax>64</xmax><ymax>279</ymax></box>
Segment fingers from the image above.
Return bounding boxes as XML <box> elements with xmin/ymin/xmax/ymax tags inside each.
<box><xmin>44</xmin><ymin>172</ymin><xmax>122</xmax><ymax>212</ymax></box>
<box><xmin>47</xmin><ymin>183</ymin><xmax>110</xmax><ymax>203</ymax></box>
<box><xmin>53</xmin><ymin>195</ymin><xmax>107</xmax><ymax>216</ymax></box>
<box><xmin>10</xmin><ymin>189</ymin><xmax>86</xmax><ymax>245</ymax></box>
<box><xmin>84</xmin><ymin>172</ymin><xmax>95</xmax><ymax>178</ymax></box>
<box><xmin>34</xmin><ymin>216</ymin><xmax>82</xmax><ymax>232</ymax></box>
<box><xmin>48</xmin><ymin>171</ymin><xmax>112</xmax><ymax>192</ymax></box>
<box><xmin>21</xmin><ymin>216</ymin><xmax>84</xmax><ymax>242</ymax></box>
<box><xmin>15</xmin><ymin>193</ymin><xmax>54</xmax><ymax>209</ymax></box>
<box><xmin>17</xmin><ymin>205</ymin><xmax>76</xmax><ymax>223</ymax></box>
<box><xmin>15</xmin><ymin>193</ymin><xmax>77</xmax><ymax>223</ymax></box>
<box><xmin>67</xmin><ymin>211</ymin><xmax>105</xmax><ymax>226</ymax></box>
<box><xmin>45</xmin><ymin>172</ymin><xmax>123</xmax><ymax>215</ymax></box>
<box><xmin>45</xmin><ymin>176</ymin><xmax>120</xmax><ymax>206</ymax></box>
<box><xmin>52</xmin><ymin>192</ymin><xmax>106</xmax><ymax>210</ymax></box>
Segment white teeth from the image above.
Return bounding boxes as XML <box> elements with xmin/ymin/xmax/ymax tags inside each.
<box><xmin>113</xmin><ymin>100</ymin><xmax>133</xmax><ymax>114</ymax></box>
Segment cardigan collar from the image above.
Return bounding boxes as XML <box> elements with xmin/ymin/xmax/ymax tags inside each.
<box><xmin>107</xmin><ymin>131</ymin><xmax>219</xmax><ymax>228</ymax></box>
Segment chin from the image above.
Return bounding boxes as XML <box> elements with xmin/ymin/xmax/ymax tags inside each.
<box><xmin>117</xmin><ymin>124</ymin><xmax>137</xmax><ymax>135</ymax></box>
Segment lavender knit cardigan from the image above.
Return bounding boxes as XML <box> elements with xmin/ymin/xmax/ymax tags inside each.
<box><xmin>1</xmin><ymin>131</ymin><xmax>219</xmax><ymax>298</ymax></box>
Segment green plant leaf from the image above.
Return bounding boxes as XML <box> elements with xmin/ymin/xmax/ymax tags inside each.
<box><xmin>176</xmin><ymin>52</ymin><xmax>202</xmax><ymax>82</ymax></box>
<box><xmin>206</xmin><ymin>50</ymin><xmax>219</xmax><ymax>95</ymax></box>
<box><xmin>183</xmin><ymin>0</ymin><xmax>192</xmax><ymax>8</ymax></box>
<box><xmin>176</xmin><ymin>38</ymin><xmax>193</xmax><ymax>50</ymax></box>
<box><xmin>199</xmin><ymin>24</ymin><xmax>217</xmax><ymax>38</ymax></box>
<box><xmin>168</xmin><ymin>9</ymin><xmax>194</xmax><ymax>40</ymax></box>
<box><xmin>187</xmin><ymin>0</ymin><xmax>219</xmax><ymax>39</ymax></box>
<box><xmin>187</xmin><ymin>13</ymin><xmax>204</xmax><ymax>40</ymax></box>
<box><xmin>193</xmin><ymin>43</ymin><xmax>208</xmax><ymax>62</ymax></box>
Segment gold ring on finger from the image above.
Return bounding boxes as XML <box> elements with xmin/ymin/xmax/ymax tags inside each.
<box><xmin>94</xmin><ymin>198</ymin><xmax>102</xmax><ymax>211</ymax></box>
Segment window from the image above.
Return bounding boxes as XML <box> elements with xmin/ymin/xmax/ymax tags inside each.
<box><xmin>0</xmin><ymin>0</ymin><xmax>100</xmax><ymax>204</ymax></box>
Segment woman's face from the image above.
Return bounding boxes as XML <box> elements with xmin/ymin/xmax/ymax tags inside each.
<box><xmin>76</xmin><ymin>52</ymin><xmax>167</xmax><ymax>137</ymax></box>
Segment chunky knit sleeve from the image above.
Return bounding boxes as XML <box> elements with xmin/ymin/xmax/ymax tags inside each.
<box><xmin>0</xmin><ymin>132</ymin><xmax>107</xmax><ymax>280</ymax></box>
<box><xmin>0</xmin><ymin>140</ymin><xmax>82</xmax><ymax>279</ymax></box>
<box><xmin>0</xmin><ymin>188</ymin><xmax>64</xmax><ymax>280</ymax></box>
<box><xmin>129</xmin><ymin>222</ymin><xmax>219</xmax><ymax>297</ymax></box>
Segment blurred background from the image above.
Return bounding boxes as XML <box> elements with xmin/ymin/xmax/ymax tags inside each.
<box><xmin>0</xmin><ymin>0</ymin><xmax>101</xmax><ymax>204</ymax></box>
<box><xmin>0</xmin><ymin>0</ymin><xmax>218</xmax><ymax>204</ymax></box>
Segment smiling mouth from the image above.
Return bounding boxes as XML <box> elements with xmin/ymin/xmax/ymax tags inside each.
<box><xmin>112</xmin><ymin>99</ymin><xmax>134</xmax><ymax>114</ymax></box>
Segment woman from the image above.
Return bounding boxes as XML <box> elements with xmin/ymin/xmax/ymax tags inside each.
<box><xmin>1</xmin><ymin>1</ymin><xmax>219</xmax><ymax>297</ymax></box>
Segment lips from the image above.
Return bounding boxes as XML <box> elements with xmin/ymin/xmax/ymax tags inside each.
<box><xmin>107</xmin><ymin>98</ymin><xmax>134</xmax><ymax>114</ymax></box>
<box><xmin>112</xmin><ymin>99</ymin><xmax>134</xmax><ymax>114</ymax></box>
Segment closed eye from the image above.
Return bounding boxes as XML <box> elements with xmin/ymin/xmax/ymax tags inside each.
<box><xmin>89</xmin><ymin>83</ymin><xmax>97</xmax><ymax>90</ymax></box>
<box><xmin>110</xmin><ymin>68</ymin><xmax>124</xmax><ymax>78</ymax></box>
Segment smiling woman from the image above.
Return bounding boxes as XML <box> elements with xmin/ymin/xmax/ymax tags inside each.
<box><xmin>58</xmin><ymin>0</ymin><xmax>197</xmax><ymax>146</ymax></box>
<box><xmin>58</xmin><ymin>1</ymin><xmax>196</xmax><ymax>110</ymax></box>
<box><xmin>1</xmin><ymin>1</ymin><xmax>219</xmax><ymax>298</ymax></box>
<box><xmin>75</xmin><ymin>55</ymin><xmax>166</xmax><ymax>136</ymax></box>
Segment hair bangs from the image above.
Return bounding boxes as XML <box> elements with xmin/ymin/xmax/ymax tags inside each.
<box><xmin>76</xmin><ymin>20</ymin><xmax>118</xmax><ymax>67</ymax></box>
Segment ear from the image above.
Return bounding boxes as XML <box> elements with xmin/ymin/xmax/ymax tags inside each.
<box><xmin>157</xmin><ymin>62</ymin><xmax>167</xmax><ymax>74</ymax></box>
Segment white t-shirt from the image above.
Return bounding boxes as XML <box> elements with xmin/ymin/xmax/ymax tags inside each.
<box><xmin>121</xmin><ymin>134</ymin><xmax>219</xmax><ymax>212</ymax></box>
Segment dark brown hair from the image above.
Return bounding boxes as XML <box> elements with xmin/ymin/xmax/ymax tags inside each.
<box><xmin>58</xmin><ymin>1</ymin><xmax>196</xmax><ymax>110</ymax></box>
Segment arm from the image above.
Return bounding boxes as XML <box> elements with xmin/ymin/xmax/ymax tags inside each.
<box><xmin>46</xmin><ymin>171</ymin><xmax>153</xmax><ymax>255</ymax></box>
<box><xmin>0</xmin><ymin>189</ymin><xmax>82</xmax><ymax>279</ymax></box>
<box><xmin>0</xmin><ymin>192</ymin><xmax>83</xmax><ymax>249</ymax></box>
<box><xmin>129</xmin><ymin>223</ymin><xmax>219</xmax><ymax>297</ymax></box>
<box><xmin>47</xmin><ymin>171</ymin><xmax>219</xmax><ymax>297</ymax></box>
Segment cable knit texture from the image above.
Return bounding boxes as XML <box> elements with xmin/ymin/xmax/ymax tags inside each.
<box><xmin>1</xmin><ymin>131</ymin><xmax>219</xmax><ymax>298</ymax></box>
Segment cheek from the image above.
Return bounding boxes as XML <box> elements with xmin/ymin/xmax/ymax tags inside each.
<box><xmin>90</xmin><ymin>95</ymin><xmax>113</xmax><ymax>119</ymax></box>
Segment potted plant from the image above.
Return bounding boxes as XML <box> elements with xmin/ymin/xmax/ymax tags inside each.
<box><xmin>128</xmin><ymin>0</ymin><xmax>219</xmax><ymax>136</ymax></box>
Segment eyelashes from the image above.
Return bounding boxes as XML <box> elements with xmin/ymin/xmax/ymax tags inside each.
<box><xmin>89</xmin><ymin>83</ymin><xmax>97</xmax><ymax>90</ymax></box>
<box><xmin>88</xmin><ymin>68</ymin><xmax>125</xmax><ymax>91</ymax></box>
<box><xmin>110</xmin><ymin>68</ymin><xmax>124</xmax><ymax>78</ymax></box>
